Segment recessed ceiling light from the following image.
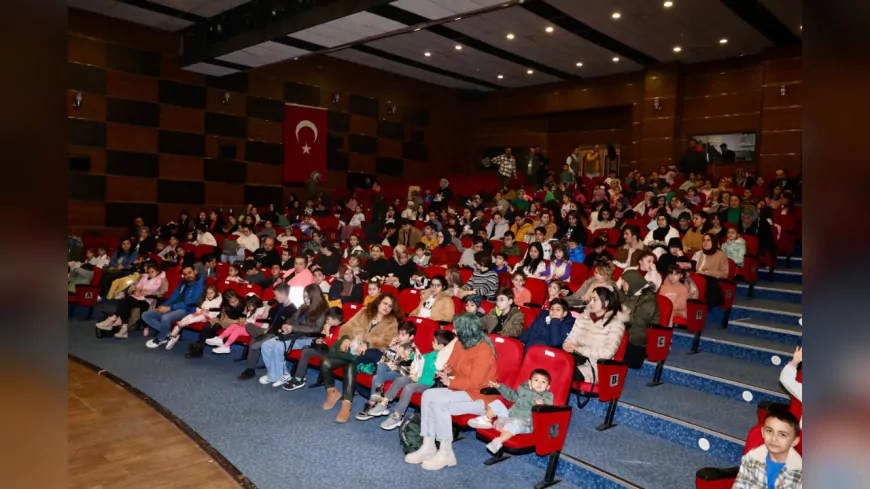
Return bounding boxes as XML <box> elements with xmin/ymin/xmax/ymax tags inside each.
<box><xmin>663</xmin><ymin>1</ymin><xmax>673</xmax><ymax>7</ymax></box>
<box><xmin>612</xmin><ymin>56</ymin><xmax>620</xmax><ymax>62</ymax></box>
<box><xmin>455</xmin><ymin>17</ymin><xmax>462</xmax><ymax>21</ymax></box>
<box><xmin>673</xmin><ymin>46</ymin><xmax>682</xmax><ymax>52</ymax></box>
<box><xmin>424</xmin><ymin>51</ymin><xmax>431</xmax><ymax>57</ymax></box>
<box><xmin>506</xmin><ymin>33</ymin><xmax>515</xmax><ymax>39</ymax></box>
<box><xmin>455</xmin><ymin>45</ymin><xmax>462</xmax><ymax>50</ymax></box>
<box><xmin>719</xmin><ymin>38</ymin><xmax>728</xmax><ymax>44</ymax></box>
<box><xmin>575</xmin><ymin>62</ymin><xmax>583</xmax><ymax>67</ymax></box>
<box><xmin>612</xmin><ymin>12</ymin><xmax>621</xmax><ymax>19</ymax></box>
<box><xmin>497</xmin><ymin>74</ymin><xmax>504</xmax><ymax>79</ymax></box>
<box><xmin>527</xmin><ymin>69</ymin><xmax>534</xmax><ymax>74</ymax></box>
<box><xmin>545</xmin><ymin>26</ymin><xmax>554</xmax><ymax>33</ymax></box>
<box><xmin>414</xmin><ymin>28</ymin><xmax>421</xmax><ymax>32</ymax></box>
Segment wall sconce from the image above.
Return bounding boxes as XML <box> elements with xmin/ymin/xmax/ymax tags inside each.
<box><xmin>73</xmin><ymin>91</ymin><xmax>83</xmax><ymax>108</ymax></box>
<box><xmin>387</xmin><ymin>102</ymin><xmax>397</xmax><ymax>115</ymax></box>
<box><xmin>331</xmin><ymin>93</ymin><xmax>341</xmax><ymax>105</ymax></box>
<box><xmin>779</xmin><ymin>85</ymin><xmax>787</xmax><ymax>96</ymax></box>
<box><xmin>221</xmin><ymin>92</ymin><xmax>231</xmax><ymax>104</ymax></box>
<box><xmin>652</xmin><ymin>98</ymin><xmax>662</xmax><ymax>111</ymax></box>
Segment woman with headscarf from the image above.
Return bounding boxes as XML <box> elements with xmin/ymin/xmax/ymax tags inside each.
<box><xmin>404</xmin><ymin>313</ymin><xmax>498</xmax><ymax>470</ymax></box>
<box><xmin>691</xmin><ymin>233</ymin><xmax>730</xmax><ymax>308</ymax></box>
<box><xmin>430</xmin><ymin>178</ymin><xmax>452</xmax><ymax>212</ymax></box>
<box><xmin>428</xmin><ymin>230</ymin><xmax>459</xmax><ymax>268</ymax></box>
<box><xmin>327</xmin><ymin>266</ymin><xmax>364</xmax><ymax>306</ymax></box>
<box><xmin>632</xmin><ymin>191</ymin><xmax>655</xmax><ymax>217</ymax></box>
<box><xmin>643</xmin><ymin>212</ymin><xmax>680</xmax><ymax>259</ymax></box>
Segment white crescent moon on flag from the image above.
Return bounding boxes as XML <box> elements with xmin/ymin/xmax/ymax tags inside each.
<box><xmin>295</xmin><ymin>120</ymin><xmax>318</xmax><ymax>143</ymax></box>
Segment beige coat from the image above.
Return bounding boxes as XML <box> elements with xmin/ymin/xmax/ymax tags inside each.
<box><xmin>409</xmin><ymin>289</ymin><xmax>456</xmax><ymax>322</ymax></box>
<box><xmin>562</xmin><ymin>308</ymin><xmax>629</xmax><ymax>383</ymax></box>
<box><xmin>338</xmin><ymin>308</ymin><xmax>399</xmax><ymax>351</ymax></box>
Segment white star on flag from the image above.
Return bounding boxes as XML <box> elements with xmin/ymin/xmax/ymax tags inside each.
<box><xmin>301</xmin><ymin>143</ymin><xmax>311</xmax><ymax>154</ymax></box>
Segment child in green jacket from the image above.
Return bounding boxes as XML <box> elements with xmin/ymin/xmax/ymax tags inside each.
<box><xmin>468</xmin><ymin>368</ymin><xmax>554</xmax><ymax>454</ymax></box>
<box><xmin>362</xmin><ymin>330</ymin><xmax>456</xmax><ymax>430</ymax></box>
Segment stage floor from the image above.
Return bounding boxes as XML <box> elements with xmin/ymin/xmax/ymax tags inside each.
<box><xmin>68</xmin><ymin>360</ymin><xmax>242</xmax><ymax>489</ymax></box>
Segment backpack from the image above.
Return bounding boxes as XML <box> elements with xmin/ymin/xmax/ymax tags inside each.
<box><xmin>398</xmin><ymin>412</ymin><xmax>460</xmax><ymax>454</ymax></box>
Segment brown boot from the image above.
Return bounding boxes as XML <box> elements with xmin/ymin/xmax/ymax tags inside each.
<box><xmin>336</xmin><ymin>400</ymin><xmax>352</xmax><ymax>423</ymax></box>
<box><xmin>322</xmin><ymin>387</ymin><xmax>341</xmax><ymax>410</ymax></box>
<box><xmin>114</xmin><ymin>324</ymin><xmax>128</xmax><ymax>339</ymax></box>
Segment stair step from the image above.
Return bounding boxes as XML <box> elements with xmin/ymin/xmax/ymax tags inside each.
<box><xmin>728</xmin><ymin>298</ymin><xmax>802</xmax><ymax>325</ymax></box>
<box><xmin>728</xmin><ymin>318</ymin><xmax>802</xmax><ymax>346</ymax></box>
<box><xmin>776</xmin><ymin>256</ymin><xmax>801</xmax><ymax>269</ymax></box>
<box><xmin>672</xmin><ymin>329</ymin><xmax>793</xmax><ymax>365</ymax></box>
<box><xmin>736</xmin><ymin>282</ymin><xmax>802</xmax><ymax>303</ymax></box>
<box><xmin>769</xmin><ymin>269</ymin><xmax>802</xmax><ymax>284</ymax></box>
<box><xmin>641</xmin><ymin>344</ymin><xmax>790</xmax><ymax>405</ymax></box>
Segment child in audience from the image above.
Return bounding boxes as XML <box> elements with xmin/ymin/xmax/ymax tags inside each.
<box><xmin>567</xmin><ymin>237</ymin><xmax>585</xmax><ymax>265</ymax></box>
<box><xmin>463</xmin><ymin>295</ymin><xmax>485</xmax><ymax>318</ymax></box>
<box><xmin>492</xmin><ymin>252</ymin><xmax>510</xmax><ymax>274</ymax></box>
<box><xmin>501</xmin><ymin>231</ymin><xmax>522</xmax><ymax>257</ymax></box>
<box><xmin>206</xmin><ymin>293</ymin><xmax>269</xmax><ymax>354</ymax></box>
<box><xmin>369</xmin><ymin>329</ymin><xmax>457</xmax><ymax>430</ymax></box>
<box><xmin>721</xmin><ymin>227</ymin><xmax>747</xmax><ymax>267</ymax></box>
<box><xmin>166</xmin><ymin>284</ymin><xmax>222</xmax><ymax>349</ymax></box>
<box><xmin>567</xmin><ymin>260</ymin><xmax>615</xmax><ymax>307</ymax></box>
<box><xmin>733</xmin><ymin>410</ymin><xmax>802</xmax><ymax>488</ymax></box>
<box><xmin>409</xmin><ymin>273</ymin><xmax>430</xmax><ymax>290</ymax></box>
<box><xmin>357</xmin><ymin>322</ymin><xmax>417</xmax><ymax>420</ymax></box>
<box><xmin>276</xmin><ymin>227</ymin><xmax>297</xmax><ymax>247</ymax></box>
<box><xmin>363</xmin><ymin>278</ymin><xmax>382</xmax><ymax>306</ymax></box>
<box><xmin>468</xmin><ymin>368</ymin><xmax>554</xmax><ymax>454</ymax></box>
<box><xmin>343</xmin><ymin>234</ymin><xmax>367</xmax><ymax>260</ymax></box>
<box><xmin>542</xmin><ymin>279</ymin><xmax>567</xmax><ymax>310</ymax></box>
<box><xmin>412</xmin><ymin>242</ymin><xmax>431</xmax><ymax>267</ymax></box>
<box><xmin>345</xmin><ymin>255</ymin><xmax>361</xmax><ymax>276</ymax></box>
<box><xmin>224</xmin><ymin>263</ymin><xmax>244</xmax><ymax>283</ymax></box>
<box><xmin>658</xmin><ymin>264</ymin><xmax>698</xmax><ymax>324</ymax></box>
<box><xmin>511</xmin><ymin>272</ymin><xmax>532</xmax><ymax>309</ymax></box>
<box><xmin>543</xmin><ymin>243</ymin><xmax>572</xmax><ymax>283</ymax></box>
<box><xmin>281</xmin><ymin>307</ymin><xmax>345</xmax><ymax>391</ymax></box>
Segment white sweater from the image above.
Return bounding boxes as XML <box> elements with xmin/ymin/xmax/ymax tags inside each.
<box><xmin>197</xmin><ymin>296</ymin><xmax>224</xmax><ymax>319</ymax></box>
<box><xmin>236</xmin><ymin>233</ymin><xmax>260</xmax><ymax>253</ymax></box>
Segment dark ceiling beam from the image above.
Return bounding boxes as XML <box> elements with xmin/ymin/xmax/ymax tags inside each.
<box><xmin>721</xmin><ymin>0</ymin><xmax>801</xmax><ymax>46</ymax></box>
<box><xmin>178</xmin><ymin>0</ymin><xmax>395</xmax><ymax>67</ymax></box>
<box><xmin>207</xmin><ymin>59</ymin><xmax>251</xmax><ymax>71</ymax></box>
<box><xmin>119</xmin><ymin>0</ymin><xmax>205</xmax><ymax>23</ymax></box>
<box><xmin>520</xmin><ymin>0</ymin><xmax>657</xmax><ymax>66</ymax></box>
<box><xmin>368</xmin><ymin>4</ymin><xmax>576</xmax><ymax>80</ymax></box>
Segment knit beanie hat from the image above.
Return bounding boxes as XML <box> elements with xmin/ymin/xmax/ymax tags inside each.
<box><xmin>463</xmin><ymin>294</ymin><xmax>483</xmax><ymax>308</ymax></box>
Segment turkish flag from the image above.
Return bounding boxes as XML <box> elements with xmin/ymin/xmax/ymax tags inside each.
<box><xmin>283</xmin><ymin>103</ymin><xmax>327</xmax><ymax>184</ymax></box>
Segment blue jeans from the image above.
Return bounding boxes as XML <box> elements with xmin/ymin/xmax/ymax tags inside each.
<box><xmin>372</xmin><ymin>361</ymin><xmax>400</xmax><ymax>391</ymax></box>
<box><xmin>261</xmin><ymin>337</ymin><xmax>315</xmax><ymax>382</ymax></box>
<box><xmin>141</xmin><ymin>309</ymin><xmax>188</xmax><ymax>341</ymax></box>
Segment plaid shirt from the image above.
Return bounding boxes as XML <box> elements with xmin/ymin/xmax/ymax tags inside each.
<box><xmin>733</xmin><ymin>445</ymin><xmax>802</xmax><ymax>489</ymax></box>
<box><xmin>493</xmin><ymin>154</ymin><xmax>516</xmax><ymax>178</ymax></box>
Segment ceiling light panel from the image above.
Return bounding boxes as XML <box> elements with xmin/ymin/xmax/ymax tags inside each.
<box><xmin>289</xmin><ymin>11</ymin><xmax>406</xmax><ymax>48</ymax></box>
<box><xmin>391</xmin><ymin>0</ymin><xmax>510</xmax><ymax>20</ymax></box>
<box><xmin>545</xmin><ymin>0</ymin><xmax>773</xmax><ymax>62</ymax></box>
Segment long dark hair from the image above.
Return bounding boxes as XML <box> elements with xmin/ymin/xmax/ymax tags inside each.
<box><xmin>591</xmin><ymin>286</ymin><xmax>622</xmax><ymax>327</ymax></box>
<box><xmin>519</xmin><ymin>242</ymin><xmax>545</xmax><ymax>273</ymax></box>
<box><xmin>301</xmin><ymin>283</ymin><xmax>328</xmax><ymax>319</ymax></box>
<box><xmin>221</xmin><ymin>289</ymin><xmax>245</xmax><ymax>320</ymax></box>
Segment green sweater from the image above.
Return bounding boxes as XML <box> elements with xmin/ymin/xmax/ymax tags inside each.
<box><xmin>418</xmin><ymin>351</ymin><xmax>439</xmax><ymax>387</ymax></box>
<box><xmin>501</xmin><ymin>243</ymin><xmax>523</xmax><ymax>257</ymax></box>
<box><xmin>496</xmin><ymin>381</ymin><xmax>554</xmax><ymax>421</ymax></box>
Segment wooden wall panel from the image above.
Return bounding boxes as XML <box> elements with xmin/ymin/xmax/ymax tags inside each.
<box><xmin>683</xmin><ymin>113</ymin><xmax>761</xmax><ymax>135</ymax></box>
<box><xmin>160</xmin><ymin>104</ymin><xmax>204</xmax><ymax>133</ymax></box>
<box><xmin>683</xmin><ymin>68</ymin><xmax>762</xmax><ymax>97</ymax></box>
<box><xmin>764</xmin><ymin>57</ymin><xmax>802</xmax><ymax>84</ymax></box>
<box><xmin>247</xmin><ymin>118</ymin><xmax>282</xmax><ymax>143</ymax></box>
<box><xmin>107</xmin><ymin>71</ymin><xmax>159</xmax><ymax>102</ymax></box>
<box><xmin>205</xmin><ymin>136</ymin><xmax>246</xmax><ymax>161</ymax></box>
<box><xmin>68</xmin><ymin>35</ymin><xmax>106</xmax><ymax>67</ymax></box>
<box><xmin>68</xmin><ymin>91</ymin><xmax>106</xmax><ymax>121</ymax></box>
<box><xmin>683</xmin><ymin>93</ymin><xmax>761</xmax><ymax>119</ymax></box>
<box><xmin>349</xmin><ymin>153</ymin><xmax>376</xmax><ymax>173</ymax></box>
<box><xmin>759</xmin><ymin>130</ymin><xmax>802</xmax><ymax>154</ymax></box>
<box><xmin>248</xmin><ymin>74</ymin><xmax>283</xmax><ymax>100</ymax></box>
<box><xmin>107</xmin><ymin>123</ymin><xmax>158</xmax><ymax>153</ymax></box>
<box><xmin>349</xmin><ymin>115</ymin><xmax>377</xmax><ymax>136</ymax></box>
<box><xmin>205</xmin><ymin>182</ymin><xmax>245</xmax><ymax>206</ymax></box>
<box><xmin>207</xmin><ymin>88</ymin><xmax>246</xmax><ymax>116</ymax></box>
<box><xmin>106</xmin><ymin>176</ymin><xmax>157</xmax><ymax>202</ymax></box>
<box><xmin>759</xmin><ymin>153</ymin><xmax>801</xmax><ymax>173</ymax></box>
<box><xmin>69</xmin><ymin>201</ymin><xmax>106</xmax><ymax>227</ymax></box>
<box><xmin>379</xmin><ymin>139</ymin><xmax>402</xmax><ymax>159</ymax></box>
<box><xmin>158</xmin><ymin>203</ymin><xmax>189</xmax><ymax>226</ymax></box>
<box><xmin>246</xmin><ymin>163</ymin><xmax>282</xmax><ymax>185</ymax></box>
<box><xmin>69</xmin><ymin>146</ymin><xmax>107</xmax><ymax>174</ymax></box>
<box><xmin>640</xmin><ymin>138</ymin><xmax>677</xmax><ymax>160</ymax></box>
<box><xmin>762</xmin><ymin>84</ymin><xmax>802</xmax><ymax>108</ymax></box>
<box><xmin>762</xmin><ymin>107</ymin><xmax>802</xmax><ymax>131</ymax></box>
<box><xmin>160</xmin><ymin>56</ymin><xmax>204</xmax><ymax>86</ymax></box>
<box><xmin>159</xmin><ymin>154</ymin><xmax>203</xmax><ymax>180</ymax></box>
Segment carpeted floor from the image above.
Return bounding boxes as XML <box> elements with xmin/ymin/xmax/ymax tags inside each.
<box><xmin>68</xmin><ymin>320</ymin><xmax>584</xmax><ymax>489</ymax></box>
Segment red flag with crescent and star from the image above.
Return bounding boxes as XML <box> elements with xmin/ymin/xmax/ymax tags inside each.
<box><xmin>283</xmin><ymin>103</ymin><xmax>327</xmax><ymax>184</ymax></box>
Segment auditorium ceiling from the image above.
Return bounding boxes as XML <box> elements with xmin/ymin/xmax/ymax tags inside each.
<box><xmin>68</xmin><ymin>0</ymin><xmax>802</xmax><ymax>91</ymax></box>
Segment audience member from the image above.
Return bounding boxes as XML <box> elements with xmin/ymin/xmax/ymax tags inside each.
<box><xmin>563</xmin><ymin>285</ymin><xmax>627</xmax><ymax>383</ymax></box>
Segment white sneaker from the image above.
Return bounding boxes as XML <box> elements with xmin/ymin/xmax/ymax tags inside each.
<box><xmin>146</xmin><ymin>338</ymin><xmax>168</xmax><ymax>349</ymax></box>
<box><xmin>259</xmin><ymin>375</ymin><xmax>271</xmax><ymax>385</ymax></box>
<box><xmin>212</xmin><ymin>345</ymin><xmax>231</xmax><ymax>354</ymax></box>
<box><xmin>467</xmin><ymin>415</ymin><xmax>494</xmax><ymax>429</ymax></box>
<box><xmin>205</xmin><ymin>337</ymin><xmax>224</xmax><ymax>347</ymax></box>
<box><xmin>486</xmin><ymin>438</ymin><xmax>504</xmax><ymax>454</ymax></box>
<box><xmin>165</xmin><ymin>336</ymin><xmax>180</xmax><ymax>350</ymax></box>
<box><xmin>272</xmin><ymin>374</ymin><xmax>293</xmax><ymax>387</ymax></box>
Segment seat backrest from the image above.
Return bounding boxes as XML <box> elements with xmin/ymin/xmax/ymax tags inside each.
<box><xmin>195</xmin><ymin>244</ymin><xmax>216</xmax><ymax>259</ymax></box>
<box><xmin>741</xmin><ymin>234</ymin><xmax>759</xmax><ymax>256</ymax></box>
<box><xmin>398</xmin><ymin>288</ymin><xmax>422</xmax><ymax>315</ymax></box>
<box><xmin>381</xmin><ymin>284</ymin><xmax>400</xmax><ymax>297</ymax></box>
<box><xmin>238</xmin><ymin>283</ymin><xmax>262</xmax><ymax>298</ymax></box>
<box><xmin>655</xmin><ymin>294</ymin><xmax>674</xmax><ymax>327</ymax></box>
<box><xmin>512</xmin><ymin>346</ymin><xmax>575</xmax><ymax>405</ymax></box>
<box><xmin>424</xmin><ymin>266</ymin><xmax>443</xmax><ymax>279</ymax></box>
<box><xmin>382</xmin><ymin>245</ymin><xmax>393</xmax><ymax>259</ymax></box>
<box><xmin>342</xmin><ymin>302</ymin><xmax>363</xmax><ymax>320</ymax></box>
<box><xmin>89</xmin><ymin>267</ymin><xmax>103</xmax><ymax>286</ymax></box>
<box><xmin>569</xmin><ymin>263</ymin><xmax>588</xmax><ymax>284</ymax></box>
<box><xmin>451</xmin><ymin>295</ymin><xmax>462</xmax><ymax>313</ymax></box>
<box><xmin>490</xmin><ymin>240</ymin><xmax>503</xmax><ymax>254</ymax></box>
<box><xmin>323</xmin><ymin>325</ymin><xmax>342</xmax><ymax>347</ymax></box>
<box><xmin>614</xmin><ymin>333</ymin><xmax>629</xmax><ymax>362</ymax></box>
<box><xmin>408</xmin><ymin>316</ymin><xmax>438</xmax><ymax>354</ymax></box>
<box><xmin>525</xmin><ymin>278</ymin><xmax>547</xmax><ymax>305</ymax></box>
<box><xmin>458</xmin><ymin>268</ymin><xmax>473</xmax><ymax>284</ymax></box>
<box><xmin>518</xmin><ymin>306</ymin><xmax>538</xmax><ymax>330</ymax></box>
<box><xmin>489</xmin><ymin>335</ymin><xmax>524</xmax><ymax>385</ymax></box>
<box><xmin>689</xmin><ymin>272</ymin><xmax>707</xmax><ymax>298</ymax></box>
<box><xmin>479</xmin><ymin>300</ymin><xmax>494</xmax><ymax>314</ymax></box>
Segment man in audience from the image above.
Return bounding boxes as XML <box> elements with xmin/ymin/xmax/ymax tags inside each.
<box><xmin>242</xmin><ymin>261</ymin><xmax>273</xmax><ymax>290</ymax></box>
<box><xmin>494</xmin><ymin>147</ymin><xmax>516</xmax><ymax>190</ymax></box>
<box><xmin>316</xmin><ymin>241</ymin><xmax>341</xmax><ymax>276</ymax></box>
<box><xmin>501</xmin><ymin>231</ymin><xmax>522</xmax><ymax>257</ymax></box>
<box><xmin>195</xmin><ymin>254</ymin><xmax>217</xmax><ymax>280</ymax></box>
<box><xmin>250</xmin><ymin>237</ymin><xmax>280</xmax><ymax>268</ymax></box>
<box><xmin>256</xmin><ymin>220</ymin><xmax>277</xmax><ymax>239</ymax></box>
<box><xmin>238</xmin><ymin>283</ymin><xmax>299</xmax><ymax>380</ymax></box>
<box><xmin>678</xmin><ymin>139</ymin><xmax>707</xmax><ymax>178</ymax></box>
<box><xmin>144</xmin><ymin>264</ymin><xmax>204</xmax><ymax>349</ymax></box>
<box><xmin>397</xmin><ymin>218</ymin><xmax>422</xmax><ymax>248</ymax></box>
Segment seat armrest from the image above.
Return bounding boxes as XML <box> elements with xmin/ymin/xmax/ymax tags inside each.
<box><xmin>695</xmin><ymin>466</ymin><xmax>739</xmax><ymax>481</ymax></box>
<box><xmin>479</xmin><ymin>387</ymin><xmax>500</xmax><ymax>395</ymax></box>
<box><xmin>531</xmin><ymin>405</ymin><xmax>572</xmax><ymax>414</ymax></box>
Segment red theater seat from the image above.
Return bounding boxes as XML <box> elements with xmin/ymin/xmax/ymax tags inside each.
<box><xmin>398</xmin><ymin>288</ymin><xmax>422</xmax><ymax>314</ymax></box>
<box><xmin>473</xmin><ymin>346</ymin><xmax>576</xmax><ymax>489</ymax></box>
<box><xmin>572</xmin><ymin>334</ymin><xmax>629</xmax><ymax>431</ymax></box>
<box><xmin>68</xmin><ymin>267</ymin><xmax>103</xmax><ymax>318</ymax></box>
<box><xmin>645</xmin><ymin>296</ymin><xmax>674</xmax><ymax>387</ymax></box>
<box><xmin>451</xmin><ymin>335</ymin><xmax>524</xmax><ymax>428</ymax></box>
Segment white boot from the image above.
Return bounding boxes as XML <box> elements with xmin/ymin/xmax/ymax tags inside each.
<box><xmin>405</xmin><ymin>436</ymin><xmax>438</xmax><ymax>464</ymax></box>
<box><xmin>421</xmin><ymin>439</ymin><xmax>457</xmax><ymax>471</ymax></box>
<box><xmin>96</xmin><ymin>315</ymin><xmax>117</xmax><ymax>328</ymax></box>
